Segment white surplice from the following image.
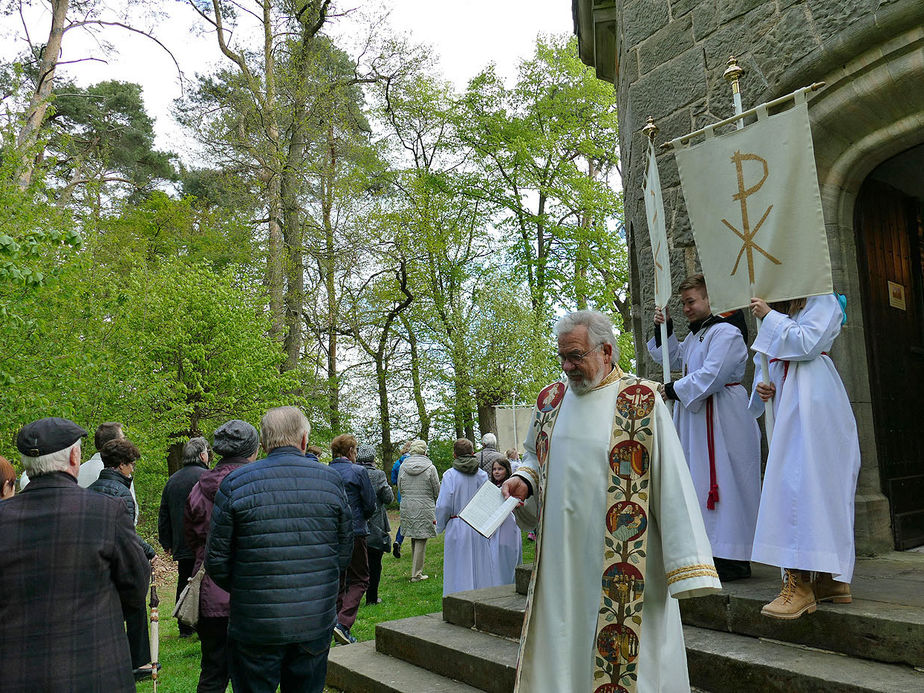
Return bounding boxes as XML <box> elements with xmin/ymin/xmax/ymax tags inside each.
<box><xmin>435</xmin><ymin>468</ymin><xmax>496</xmax><ymax>597</ymax></box>
<box><xmin>513</xmin><ymin>378</ymin><xmax>721</xmax><ymax>693</ymax></box>
<box><xmin>647</xmin><ymin>322</ymin><xmax>762</xmax><ymax>560</ymax></box>
<box><xmin>748</xmin><ymin>294</ymin><xmax>860</xmax><ymax>581</ymax></box>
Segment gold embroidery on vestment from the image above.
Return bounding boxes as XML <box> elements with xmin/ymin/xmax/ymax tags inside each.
<box><xmin>665</xmin><ymin>563</ymin><xmax>718</xmax><ymax>580</ymax></box>
<box><xmin>667</xmin><ymin>569</ymin><xmax>720</xmax><ymax>585</ymax></box>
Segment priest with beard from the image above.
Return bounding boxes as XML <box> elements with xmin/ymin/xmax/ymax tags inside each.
<box><xmin>502</xmin><ymin>310</ymin><xmax>721</xmax><ymax>693</ymax></box>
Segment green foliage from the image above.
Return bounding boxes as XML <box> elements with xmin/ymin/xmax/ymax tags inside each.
<box><xmin>105</xmin><ymin>259</ymin><xmax>297</xmax><ymax>451</ymax></box>
<box><xmin>48</xmin><ymin>80</ymin><xmax>176</xmax><ymax>195</ymax></box>
<box><xmin>455</xmin><ymin>34</ymin><xmax>627</xmax><ymax>318</ymax></box>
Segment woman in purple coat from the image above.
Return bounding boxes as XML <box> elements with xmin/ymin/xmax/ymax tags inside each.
<box><xmin>184</xmin><ymin>420</ymin><xmax>260</xmax><ymax>693</ymax></box>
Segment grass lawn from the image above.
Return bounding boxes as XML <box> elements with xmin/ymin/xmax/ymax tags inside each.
<box><xmin>137</xmin><ymin>510</ymin><xmax>535</xmax><ymax>692</ymax></box>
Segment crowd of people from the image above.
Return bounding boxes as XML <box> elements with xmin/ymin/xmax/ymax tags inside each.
<box><xmin>0</xmin><ymin>407</ymin><xmax>527</xmax><ymax>692</ymax></box>
<box><xmin>0</xmin><ymin>293</ymin><xmax>860</xmax><ymax>692</ymax></box>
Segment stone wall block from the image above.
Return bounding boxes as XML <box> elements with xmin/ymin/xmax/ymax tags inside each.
<box><xmin>670</xmin><ymin>0</ymin><xmax>700</xmax><ymax>19</ymax></box>
<box><xmin>631</xmin><ymin>47</ymin><xmax>706</xmax><ymax>126</ymax></box>
<box><xmin>656</xmin><ymin>150</ymin><xmax>681</xmax><ymax>190</ymax></box>
<box><xmin>666</xmin><ymin>187</ymin><xmax>694</xmax><ymax>247</ymax></box>
<box><xmin>623</xmin><ymin>0</ymin><xmax>670</xmax><ymax>48</ymax></box>
<box><xmin>718</xmin><ymin>0</ymin><xmax>768</xmax><ymax>23</ymax></box>
<box><xmin>752</xmin><ymin>6</ymin><xmax>822</xmax><ymax>90</ymax></box>
<box><xmin>808</xmin><ymin>0</ymin><xmax>876</xmax><ymax>43</ymax></box>
<box><xmin>691</xmin><ymin>1</ymin><xmax>719</xmax><ymax>42</ymax></box>
<box><xmin>624</xmin><ymin>47</ymin><xmax>640</xmax><ymax>86</ymax></box>
<box><xmin>638</xmin><ymin>14</ymin><xmax>694</xmax><ymax>74</ymax></box>
<box><xmin>702</xmin><ymin>4</ymin><xmax>776</xmax><ymax>71</ymax></box>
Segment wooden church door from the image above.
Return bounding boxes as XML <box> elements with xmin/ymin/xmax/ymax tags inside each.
<box><xmin>855</xmin><ymin>178</ymin><xmax>924</xmax><ymax>549</ymax></box>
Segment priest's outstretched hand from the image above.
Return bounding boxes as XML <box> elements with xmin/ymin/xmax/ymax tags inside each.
<box><xmin>502</xmin><ymin>476</ymin><xmax>529</xmax><ymax>501</ymax></box>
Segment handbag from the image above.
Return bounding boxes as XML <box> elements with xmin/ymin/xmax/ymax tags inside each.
<box><xmin>172</xmin><ymin>566</ymin><xmax>205</xmax><ymax>628</ymax></box>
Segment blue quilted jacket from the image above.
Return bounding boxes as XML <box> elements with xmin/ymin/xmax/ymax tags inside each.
<box><xmin>205</xmin><ymin>447</ymin><xmax>353</xmax><ymax>644</ymax></box>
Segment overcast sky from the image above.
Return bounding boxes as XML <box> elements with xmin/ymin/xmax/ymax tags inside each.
<box><xmin>2</xmin><ymin>1</ymin><xmax>574</xmax><ymax>151</ymax></box>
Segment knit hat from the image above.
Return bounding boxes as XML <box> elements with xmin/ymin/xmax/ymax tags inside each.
<box><xmin>212</xmin><ymin>420</ymin><xmax>259</xmax><ymax>458</ymax></box>
<box><xmin>356</xmin><ymin>444</ymin><xmax>376</xmax><ymax>467</ymax></box>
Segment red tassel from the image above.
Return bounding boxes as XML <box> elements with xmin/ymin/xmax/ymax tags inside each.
<box><xmin>707</xmin><ymin>485</ymin><xmax>719</xmax><ymax>510</ymax></box>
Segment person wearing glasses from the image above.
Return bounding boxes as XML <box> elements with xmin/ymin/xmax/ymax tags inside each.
<box><xmin>89</xmin><ymin>437</ymin><xmax>158</xmax><ymax>680</ymax></box>
<box><xmin>502</xmin><ymin>310</ymin><xmax>720</xmax><ymax>693</ymax></box>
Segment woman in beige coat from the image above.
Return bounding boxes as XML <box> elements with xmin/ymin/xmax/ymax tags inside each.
<box><xmin>397</xmin><ymin>439</ymin><xmax>440</xmax><ymax>581</ymax></box>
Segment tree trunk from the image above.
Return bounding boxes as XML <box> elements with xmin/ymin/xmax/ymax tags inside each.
<box><xmin>375</xmin><ymin>353</ymin><xmax>394</xmax><ymax>470</ymax></box>
<box><xmin>477</xmin><ymin>401</ymin><xmax>497</xmax><ymax>439</ymax></box>
<box><xmin>281</xmin><ymin>124</ymin><xmax>307</xmax><ymax>371</ymax></box>
<box><xmin>17</xmin><ymin>0</ymin><xmax>69</xmax><ymax>188</ymax></box>
<box><xmin>322</xmin><ymin>138</ymin><xmax>340</xmax><ymax>433</ymax></box>
<box><xmin>400</xmin><ymin>313</ymin><xmax>430</xmax><ymax>440</ymax></box>
<box><xmin>267</xmin><ymin>177</ymin><xmax>285</xmax><ymax>341</ymax></box>
<box><xmin>166</xmin><ymin>441</ymin><xmax>184</xmax><ymax>477</ymax></box>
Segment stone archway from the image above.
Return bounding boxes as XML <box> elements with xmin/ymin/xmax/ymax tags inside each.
<box><xmin>804</xmin><ymin>20</ymin><xmax>924</xmax><ymax>552</ymax></box>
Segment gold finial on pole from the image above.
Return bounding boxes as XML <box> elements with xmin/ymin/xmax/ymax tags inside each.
<box><xmin>724</xmin><ymin>56</ymin><xmax>744</xmax><ymax>94</ymax></box>
<box><xmin>642</xmin><ymin>116</ymin><xmax>659</xmax><ymax>142</ymax></box>
<box><xmin>724</xmin><ymin>56</ymin><xmax>746</xmax><ymax>131</ymax></box>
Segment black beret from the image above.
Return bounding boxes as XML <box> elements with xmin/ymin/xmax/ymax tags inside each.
<box><xmin>16</xmin><ymin>417</ymin><xmax>88</xmax><ymax>457</ymax></box>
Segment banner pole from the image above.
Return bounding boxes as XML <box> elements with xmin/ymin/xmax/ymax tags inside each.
<box><xmin>725</xmin><ymin>56</ymin><xmax>775</xmax><ymax>441</ymax></box>
<box><xmin>643</xmin><ymin>116</ymin><xmax>673</xmax><ymax>391</ymax></box>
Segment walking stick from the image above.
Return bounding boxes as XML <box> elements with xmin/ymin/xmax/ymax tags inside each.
<box><xmin>149</xmin><ymin>577</ymin><xmax>160</xmax><ymax>692</ymax></box>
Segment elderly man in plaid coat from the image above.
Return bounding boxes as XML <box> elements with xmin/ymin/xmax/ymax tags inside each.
<box><xmin>0</xmin><ymin>417</ymin><xmax>151</xmax><ymax>692</ymax></box>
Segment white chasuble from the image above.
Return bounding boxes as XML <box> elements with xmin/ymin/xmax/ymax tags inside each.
<box><xmin>647</xmin><ymin>323</ymin><xmax>761</xmax><ymax>560</ymax></box>
<box><xmin>748</xmin><ymin>294</ymin><xmax>860</xmax><ymax>581</ymax></box>
<box><xmin>513</xmin><ymin>371</ymin><xmax>721</xmax><ymax>693</ymax></box>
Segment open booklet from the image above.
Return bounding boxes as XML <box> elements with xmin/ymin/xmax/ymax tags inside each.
<box><xmin>459</xmin><ymin>479</ymin><xmax>522</xmax><ymax>538</ymax></box>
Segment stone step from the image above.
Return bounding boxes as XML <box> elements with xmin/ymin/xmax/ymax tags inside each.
<box><xmin>515</xmin><ymin>559</ymin><xmax>924</xmax><ymax>668</ymax></box>
<box><xmin>514</xmin><ymin>564</ymin><xmax>530</xmax><ymax>595</ymax></box>
<box><xmin>442</xmin><ymin>585</ymin><xmax>526</xmax><ymax>639</ymax></box>
<box><xmin>326</xmin><ymin>640</ymin><xmax>483</xmax><ymax>693</ymax></box>
<box><xmin>684</xmin><ymin>624</ymin><xmax>924</xmax><ymax>693</ymax></box>
<box><xmin>680</xmin><ymin>563</ymin><xmax>924</xmax><ymax>668</ymax></box>
<box><xmin>374</xmin><ymin>613</ymin><xmax>518</xmax><ymax>693</ymax></box>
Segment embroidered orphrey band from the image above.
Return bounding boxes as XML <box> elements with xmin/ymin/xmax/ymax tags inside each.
<box><xmin>591</xmin><ymin>376</ymin><xmax>657</xmax><ymax>693</ymax></box>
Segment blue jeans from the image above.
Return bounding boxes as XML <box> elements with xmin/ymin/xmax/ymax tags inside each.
<box><xmin>228</xmin><ymin>628</ymin><xmax>332</xmax><ymax>693</ymax></box>
<box><xmin>396</xmin><ymin>526</ymin><xmax>404</xmax><ymax>545</ymax></box>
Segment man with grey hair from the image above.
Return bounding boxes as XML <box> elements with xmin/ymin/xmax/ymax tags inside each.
<box><xmin>207</xmin><ymin>406</ymin><xmax>353</xmax><ymax>692</ymax></box>
<box><xmin>0</xmin><ymin>417</ymin><xmax>150</xmax><ymax>691</ymax></box>
<box><xmin>158</xmin><ymin>435</ymin><xmax>211</xmax><ymax>637</ymax></box>
<box><xmin>476</xmin><ymin>431</ymin><xmax>506</xmax><ymax>475</ymax></box>
<box><xmin>502</xmin><ymin>310</ymin><xmax>721</xmax><ymax>693</ymax></box>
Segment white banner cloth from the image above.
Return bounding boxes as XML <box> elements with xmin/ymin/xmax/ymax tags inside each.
<box><xmin>643</xmin><ymin>138</ymin><xmax>672</xmax><ymax>308</ymax></box>
<box><xmin>674</xmin><ymin>99</ymin><xmax>832</xmax><ymax>313</ymax></box>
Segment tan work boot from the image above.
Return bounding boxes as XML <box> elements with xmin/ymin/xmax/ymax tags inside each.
<box><xmin>761</xmin><ymin>569</ymin><xmax>816</xmax><ymax>619</ymax></box>
<box><xmin>813</xmin><ymin>572</ymin><xmax>852</xmax><ymax>604</ymax></box>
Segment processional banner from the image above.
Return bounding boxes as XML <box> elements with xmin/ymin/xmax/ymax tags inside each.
<box><xmin>673</xmin><ymin>96</ymin><xmax>832</xmax><ymax>313</ymax></box>
<box><xmin>642</xmin><ymin>139</ymin><xmax>672</xmax><ymax>309</ymax></box>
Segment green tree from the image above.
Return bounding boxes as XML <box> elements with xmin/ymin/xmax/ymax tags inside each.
<box><xmin>456</xmin><ymin>34</ymin><xmax>626</xmax><ymax>320</ymax></box>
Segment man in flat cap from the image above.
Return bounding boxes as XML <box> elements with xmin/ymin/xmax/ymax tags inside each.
<box><xmin>184</xmin><ymin>420</ymin><xmax>260</xmax><ymax>693</ymax></box>
<box><xmin>0</xmin><ymin>417</ymin><xmax>151</xmax><ymax>692</ymax></box>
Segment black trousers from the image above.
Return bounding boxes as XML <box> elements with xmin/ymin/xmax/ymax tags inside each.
<box><xmin>175</xmin><ymin>557</ymin><xmax>196</xmax><ymax>636</ymax></box>
<box><xmin>228</xmin><ymin>630</ymin><xmax>332</xmax><ymax>693</ymax></box>
<box><xmin>366</xmin><ymin>547</ymin><xmax>384</xmax><ymax>603</ymax></box>
<box><xmin>123</xmin><ymin>600</ymin><xmax>151</xmax><ymax>668</ymax></box>
<box><xmin>196</xmin><ymin>616</ymin><xmax>230</xmax><ymax>693</ymax></box>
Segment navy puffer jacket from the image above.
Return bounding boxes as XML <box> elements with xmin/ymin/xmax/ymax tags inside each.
<box><xmin>205</xmin><ymin>447</ymin><xmax>353</xmax><ymax>645</ymax></box>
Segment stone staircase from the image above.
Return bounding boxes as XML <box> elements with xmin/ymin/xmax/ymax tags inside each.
<box><xmin>327</xmin><ymin>554</ymin><xmax>924</xmax><ymax>692</ymax></box>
